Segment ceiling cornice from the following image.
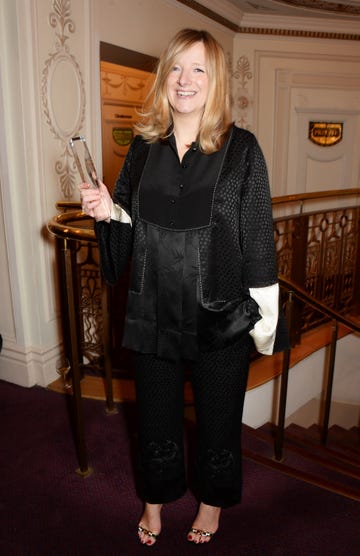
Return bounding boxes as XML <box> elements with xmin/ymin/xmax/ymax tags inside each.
<box><xmin>175</xmin><ymin>0</ymin><xmax>360</xmax><ymax>40</ymax></box>
<box><xmin>238</xmin><ymin>26</ymin><xmax>360</xmax><ymax>41</ymax></box>
<box><xmin>176</xmin><ymin>0</ymin><xmax>240</xmax><ymax>32</ymax></box>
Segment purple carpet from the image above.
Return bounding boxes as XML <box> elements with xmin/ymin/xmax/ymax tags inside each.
<box><xmin>1</xmin><ymin>380</ymin><xmax>359</xmax><ymax>556</ymax></box>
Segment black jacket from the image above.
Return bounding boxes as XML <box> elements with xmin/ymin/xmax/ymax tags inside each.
<box><xmin>96</xmin><ymin>125</ymin><xmax>288</xmax><ymax>359</ymax></box>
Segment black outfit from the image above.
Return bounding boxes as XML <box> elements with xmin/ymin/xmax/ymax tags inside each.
<box><xmin>134</xmin><ymin>338</ymin><xmax>252</xmax><ymax>507</ymax></box>
<box><xmin>96</xmin><ymin>124</ymin><xmax>288</xmax><ymax>507</ymax></box>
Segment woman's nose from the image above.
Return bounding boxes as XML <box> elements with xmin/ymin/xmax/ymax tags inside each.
<box><xmin>177</xmin><ymin>70</ymin><xmax>191</xmax><ymax>86</ymax></box>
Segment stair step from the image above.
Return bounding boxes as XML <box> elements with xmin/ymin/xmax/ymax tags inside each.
<box><xmin>284</xmin><ymin>424</ymin><xmax>360</xmax><ymax>472</ymax></box>
<box><xmin>327</xmin><ymin>425</ymin><xmax>360</xmax><ymax>453</ymax></box>
<box><xmin>242</xmin><ymin>447</ymin><xmax>360</xmax><ymax>502</ymax></box>
<box><xmin>248</xmin><ymin>424</ymin><xmax>360</xmax><ymax>482</ymax></box>
<box><xmin>301</xmin><ymin>424</ymin><xmax>360</xmax><ymax>461</ymax></box>
<box><xmin>243</xmin><ymin>423</ymin><xmax>360</xmax><ymax>501</ymax></box>
<box><xmin>257</xmin><ymin>422</ymin><xmax>360</xmax><ymax>460</ymax></box>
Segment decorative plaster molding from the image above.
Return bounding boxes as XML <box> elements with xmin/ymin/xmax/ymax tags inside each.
<box><xmin>231</xmin><ymin>55</ymin><xmax>253</xmax><ymax>130</ymax></box>
<box><xmin>272</xmin><ymin>68</ymin><xmax>360</xmax><ymax>194</ymax></box>
<box><xmin>196</xmin><ymin>0</ymin><xmax>244</xmax><ymax>22</ymax></box>
<box><xmin>279</xmin><ymin>0</ymin><xmax>360</xmax><ymax>16</ymax></box>
<box><xmin>238</xmin><ymin>24</ymin><xmax>360</xmax><ymax>41</ymax></box>
<box><xmin>41</xmin><ymin>0</ymin><xmax>86</xmax><ymax>199</ymax></box>
<box><xmin>100</xmin><ymin>62</ymin><xmax>150</xmax><ymax>102</ymax></box>
<box><xmin>176</xmin><ymin>0</ymin><xmax>360</xmax><ymax>40</ymax></box>
<box><xmin>101</xmin><ymin>74</ymin><xmax>146</xmax><ymax>98</ymax></box>
<box><xmin>175</xmin><ymin>0</ymin><xmax>240</xmax><ymax>32</ymax></box>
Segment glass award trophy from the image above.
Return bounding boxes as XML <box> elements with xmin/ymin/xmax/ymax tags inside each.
<box><xmin>69</xmin><ymin>136</ymin><xmax>100</xmax><ymax>188</ymax></box>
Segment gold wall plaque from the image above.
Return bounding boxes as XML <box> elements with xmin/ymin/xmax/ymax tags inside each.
<box><xmin>112</xmin><ymin>128</ymin><xmax>133</xmax><ymax>147</ymax></box>
<box><xmin>308</xmin><ymin>122</ymin><xmax>343</xmax><ymax>147</ymax></box>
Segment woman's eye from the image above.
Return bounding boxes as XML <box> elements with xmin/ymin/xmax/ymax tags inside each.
<box><xmin>172</xmin><ymin>66</ymin><xmax>181</xmax><ymax>72</ymax></box>
<box><xmin>194</xmin><ymin>67</ymin><xmax>205</xmax><ymax>73</ymax></box>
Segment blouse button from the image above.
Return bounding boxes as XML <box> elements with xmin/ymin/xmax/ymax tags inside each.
<box><xmin>169</xmin><ymin>220</ymin><xmax>175</xmax><ymax>227</ymax></box>
<box><xmin>170</xmin><ymin>199</ymin><xmax>176</xmax><ymax>204</ymax></box>
<box><xmin>179</xmin><ymin>184</ymin><xmax>184</xmax><ymax>189</ymax></box>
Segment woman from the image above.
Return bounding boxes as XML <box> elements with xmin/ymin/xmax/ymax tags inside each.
<box><xmin>80</xmin><ymin>28</ymin><xmax>288</xmax><ymax>546</ymax></box>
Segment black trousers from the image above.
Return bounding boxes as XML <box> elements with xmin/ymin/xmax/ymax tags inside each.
<box><xmin>134</xmin><ymin>336</ymin><xmax>252</xmax><ymax>508</ymax></box>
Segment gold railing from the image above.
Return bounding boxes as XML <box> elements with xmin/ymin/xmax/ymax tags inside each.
<box><xmin>47</xmin><ymin>188</ymin><xmax>360</xmax><ymax>472</ymax></box>
<box><xmin>271</xmin><ymin>188</ymin><xmax>360</xmax><ymax>460</ymax></box>
<box><xmin>272</xmin><ymin>187</ymin><xmax>360</xmax><ymax>211</ymax></box>
<box><xmin>273</xmin><ymin>189</ymin><xmax>360</xmax><ymax>344</ymax></box>
<box><xmin>276</xmin><ymin>275</ymin><xmax>360</xmax><ymax>461</ymax></box>
<box><xmin>48</xmin><ymin>211</ymin><xmax>109</xmax><ymax>475</ymax></box>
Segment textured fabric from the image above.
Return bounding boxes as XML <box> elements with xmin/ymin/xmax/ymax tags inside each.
<box><xmin>95</xmin><ymin>220</ymin><xmax>132</xmax><ymax>284</ymax></box>
<box><xmin>95</xmin><ymin>124</ymin><xmax>289</xmax><ymax>358</ymax></box>
<box><xmin>134</xmin><ymin>336</ymin><xmax>252</xmax><ymax>507</ymax></box>
<box><xmin>135</xmin><ymin>354</ymin><xmax>186</xmax><ymax>504</ymax></box>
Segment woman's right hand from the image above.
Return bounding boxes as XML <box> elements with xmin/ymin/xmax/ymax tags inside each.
<box><xmin>79</xmin><ymin>181</ymin><xmax>112</xmax><ymax>222</ymax></box>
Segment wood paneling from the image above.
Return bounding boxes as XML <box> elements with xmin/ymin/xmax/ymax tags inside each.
<box><xmin>100</xmin><ymin>61</ymin><xmax>154</xmax><ymax>191</ymax></box>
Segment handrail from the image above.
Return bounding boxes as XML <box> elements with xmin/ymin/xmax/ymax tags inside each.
<box><xmin>47</xmin><ymin>190</ymin><xmax>359</xmax><ymax>473</ymax></box>
<box><xmin>275</xmin><ymin>274</ymin><xmax>359</xmax><ymax>460</ymax></box>
<box><xmin>272</xmin><ymin>187</ymin><xmax>360</xmax><ymax>206</ymax></box>
<box><xmin>53</xmin><ymin>189</ymin><xmax>360</xmax><ymax>213</ymax></box>
<box><xmin>47</xmin><ymin>211</ymin><xmax>96</xmax><ymax>242</ymax></box>
<box><xmin>279</xmin><ymin>275</ymin><xmax>360</xmax><ymax>334</ymax></box>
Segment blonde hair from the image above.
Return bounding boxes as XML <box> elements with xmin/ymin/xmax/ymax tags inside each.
<box><xmin>134</xmin><ymin>29</ymin><xmax>232</xmax><ymax>153</ymax></box>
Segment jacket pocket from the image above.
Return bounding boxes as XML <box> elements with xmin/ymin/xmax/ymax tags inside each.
<box><xmin>198</xmin><ymin>295</ymin><xmax>261</xmax><ymax>351</ymax></box>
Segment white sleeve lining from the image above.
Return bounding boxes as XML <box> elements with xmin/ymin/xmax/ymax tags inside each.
<box><xmin>110</xmin><ymin>202</ymin><xmax>132</xmax><ymax>226</ymax></box>
<box><xmin>249</xmin><ymin>283</ymin><xmax>279</xmax><ymax>355</ymax></box>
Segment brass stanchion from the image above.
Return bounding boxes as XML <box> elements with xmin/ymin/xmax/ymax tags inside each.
<box><xmin>101</xmin><ymin>279</ymin><xmax>118</xmax><ymax>415</ymax></box>
<box><xmin>61</xmin><ymin>237</ymin><xmax>92</xmax><ymax>476</ymax></box>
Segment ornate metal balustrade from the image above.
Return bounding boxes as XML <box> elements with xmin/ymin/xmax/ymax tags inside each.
<box><xmin>50</xmin><ymin>206</ymin><xmax>131</xmax><ymax>381</ymax></box>
<box><xmin>274</xmin><ymin>189</ymin><xmax>360</xmax><ymax>342</ymax></box>
<box><xmin>48</xmin><ymin>189</ymin><xmax>360</xmax><ymax>474</ymax></box>
<box><xmin>275</xmin><ymin>276</ymin><xmax>360</xmax><ymax>461</ymax></box>
<box><xmin>52</xmin><ymin>190</ymin><xmax>360</xmax><ymax>380</ymax></box>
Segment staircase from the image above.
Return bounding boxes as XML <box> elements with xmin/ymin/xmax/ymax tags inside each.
<box><xmin>242</xmin><ymin>423</ymin><xmax>360</xmax><ymax>502</ymax></box>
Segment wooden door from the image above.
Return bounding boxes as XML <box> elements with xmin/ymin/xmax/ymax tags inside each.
<box><xmin>100</xmin><ymin>61</ymin><xmax>154</xmax><ymax>192</ymax></box>
<box><xmin>100</xmin><ymin>61</ymin><xmax>154</xmax><ymax>373</ymax></box>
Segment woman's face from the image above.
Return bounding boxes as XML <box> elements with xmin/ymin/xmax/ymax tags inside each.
<box><xmin>166</xmin><ymin>41</ymin><xmax>209</xmax><ymax>120</ymax></box>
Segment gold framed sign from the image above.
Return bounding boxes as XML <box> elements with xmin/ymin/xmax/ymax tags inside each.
<box><xmin>112</xmin><ymin>128</ymin><xmax>133</xmax><ymax>147</ymax></box>
<box><xmin>308</xmin><ymin>122</ymin><xmax>343</xmax><ymax>147</ymax></box>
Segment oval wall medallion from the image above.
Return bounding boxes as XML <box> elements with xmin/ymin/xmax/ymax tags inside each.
<box><xmin>43</xmin><ymin>51</ymin><xmax>85</xmax><ymax>141</ymax></box>
<box><xmin>41</xmin><ymin>0</ymin><xmax>86</xmax><ymax>199</ymax></box>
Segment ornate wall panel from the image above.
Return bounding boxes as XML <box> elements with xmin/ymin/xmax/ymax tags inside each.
<box><xmin>251</xmin><ymin>49</ymin><xmax>360</xmax><ymax>195</ymax></box>
<box><xmin>41</xmin><ymin>0</ymin><xmax>86</xmax><ymax>199</ymax></box>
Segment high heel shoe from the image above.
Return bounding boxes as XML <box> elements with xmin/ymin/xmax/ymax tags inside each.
<box><xmin>138</xmin><ymin>524</ymin><xmax>160</xmax><ymax>546</ymax></box>
<box><xmin>187</xmin><ymin>527</ymin><xmax>215</xmax><ymax>544</ymax></box>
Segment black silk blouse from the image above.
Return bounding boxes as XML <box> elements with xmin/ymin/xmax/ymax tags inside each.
<box><xmin>139</xmin><ymin>135</ymin><xmax>226</xmax><ymax>230</ymax></box>
<box><xmin>129</xmin><ymin>134</ymin><xmax>234</xmax><ymax>360</ymax></box>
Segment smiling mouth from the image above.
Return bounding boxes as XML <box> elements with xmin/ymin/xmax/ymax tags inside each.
<box><xmin>177</xmin><ymin>91</ymin><xmax>196</xmax><ymax>97</ymax></box>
